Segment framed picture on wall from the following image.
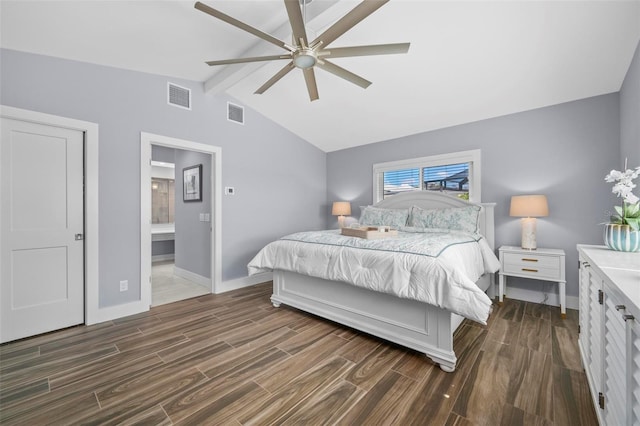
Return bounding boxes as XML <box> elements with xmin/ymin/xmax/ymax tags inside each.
<box><xmin>183</xmin><ymin>164</ymin><xmax>202</xmax><ymax>202</ymax></box>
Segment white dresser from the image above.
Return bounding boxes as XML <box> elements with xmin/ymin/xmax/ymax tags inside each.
<box><xmin>577</xmin><ymin>244</ymin><xmax>640</xmax><ymax>426</ymax></box>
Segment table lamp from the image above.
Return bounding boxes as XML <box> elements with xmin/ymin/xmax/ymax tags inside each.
<box><xmin>510</xmin><ymin>195</ymin><xmax>549</xmax><ymax>250</ymax></box>
<box><xmin>332</xmin><ymin>201</ymin><xmax>351</xmax><ymax>228</ymax></box>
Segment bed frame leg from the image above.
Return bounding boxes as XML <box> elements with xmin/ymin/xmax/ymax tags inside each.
<box><xmin>439</xmin><ymin>363</ymin><xmax>456</xmax><ymax>373</ymax></box>
<box><xmin>429</xmin><ymin>355</ymin><xmax>456</xmax><ymax>373</ymax></box>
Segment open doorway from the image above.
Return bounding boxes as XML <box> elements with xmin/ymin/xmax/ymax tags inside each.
<box><xmin>149</xmin><ymin>154</ymin><xmax>209</xmax><ymax>306</ymax></box>
<box><xmin>140</xmin><ymin>132</ymin><xmax>221</xmax><ymax>309</ymax></box>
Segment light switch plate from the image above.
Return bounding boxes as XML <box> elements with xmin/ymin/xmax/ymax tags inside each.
<box><xmin>225</xmin><ymin>187</ymin><xmax>235</xmax><ymax>195</ymax></box>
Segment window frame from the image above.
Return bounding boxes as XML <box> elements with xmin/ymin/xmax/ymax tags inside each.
<box><xmin>372</xmin><ymin>149</ymin><xmax>481</xmax><ymax>204</ymax></box>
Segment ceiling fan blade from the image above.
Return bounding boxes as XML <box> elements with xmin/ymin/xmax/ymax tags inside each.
<box><xmin>311</xmin><ymin>0</ymin><xmax>389</xmax><ymax>48</ymax></box>
<box><xmin>195</xmin><ymin>1</ymin><xmax>290</xmax><ymax>51</ymax></box>
<box><xmin>206</xmin><ymin>54</ymin><xmax>291</xmax><ymax>66</ymax></box>
<box><xmin>302</xmin><ymin>68</ymin><xmax>319</xmax><ymax>101</ymax></box>
<box><xmin>322</xmin><ymin>42</ymin><xmax>410</xmax><ymax>59</ymax></box>
<box><xmin>284</xmin><ymin>0</ymin><xmax>308</xmax><ymax>47</ymax></box>
<box><xmin>255</xmin><ymin>61</ymin><xmax>295</xmax><ymax>94</ymax></box>
<box><xmin>316</xmin><ymin>60</ymin><xmax>371</xmax><ymax>89</ymax></box>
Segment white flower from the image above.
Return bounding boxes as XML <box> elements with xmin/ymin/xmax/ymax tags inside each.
<box><xmin>626</xmin><ymin>193</ymin><xmax>640</xmax><ymax>205</ymax></box>
<box><xmin>606</xmin><ymin>164</ymin><xmax>640</xmax><ymax>229</ymax></box>
<box><xmin>605</xmin><ymin>170</ymin><xmax>623</xmax><ymax>182</ymax></box>
<box><xmin>606</xmin><ymin>165</ymin><xmax>640</xmax><ymax>206</ymax></box>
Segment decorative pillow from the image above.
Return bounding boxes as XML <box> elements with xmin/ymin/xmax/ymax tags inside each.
<box><xmin>408</xmin><ymin>205</ymin><xmax>481</xmax><ymax>233</ymax></box>
<box><xmin>359</xmin><ymin>206</ymin><xmax>409</xmax><ymax>228</ymax></box>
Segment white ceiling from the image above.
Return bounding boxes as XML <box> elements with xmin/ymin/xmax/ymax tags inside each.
<box><xmin>2</xmin><ymin>0</ymin><xmax>639</xmax><ymax>152</ymax></box>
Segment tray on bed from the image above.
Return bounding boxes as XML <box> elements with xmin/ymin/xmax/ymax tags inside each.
<box><xmin>341</xmin><ymin>226</ymin><xmax>398</xmax><ymax>239</ymax></box>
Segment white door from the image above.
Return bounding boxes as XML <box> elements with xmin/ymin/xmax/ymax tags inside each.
<box><xmin>0</xmin><ymin>118</ymin><xmax>84</xmax><ymax>343</ymax></box>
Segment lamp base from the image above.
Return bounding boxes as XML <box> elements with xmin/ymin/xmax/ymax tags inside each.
<box><xmin>337</xmin><ymin>215</ymin><xmax>345</xmax><ymax>229</ymax></box>
<box><xmin>521</xmin><ymin>217</ymin><xmax>537</xmax><ymax>250</ymax></box>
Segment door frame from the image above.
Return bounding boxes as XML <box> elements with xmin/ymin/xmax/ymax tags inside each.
<box><xmin>0</xmin><ymin>105</ymin><xmax>100</xmax><ymax>324</ymax></box>
<box><xmin>140</xmin><ymin>132</ymin><xmax>221</xmax><ymax>306</ymax></box>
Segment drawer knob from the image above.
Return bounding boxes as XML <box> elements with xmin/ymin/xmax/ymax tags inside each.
<box><xmin>522</xmin><ymin>268</ymin><xmax>538</xmax><ymax>273</ymax></box>
<box><xmin>615</xmin><ymin>305</ymin><xmax>626</xmax><ymax>311</ymax></box>
<box><xmin>522</xmin><ymin>258</ymin><xmax>539</xmax><ymax>262</ymax></box>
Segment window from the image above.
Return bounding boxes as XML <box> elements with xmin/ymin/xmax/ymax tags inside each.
<box><xmin>373</xmin><ymin>149</ymin><xmax>481</xmax><ymax>203</ymax></box>
<box><xmin>383</xmin><ymin>167</ymin><xmax>420</xmax><ymax>195</ymax></box>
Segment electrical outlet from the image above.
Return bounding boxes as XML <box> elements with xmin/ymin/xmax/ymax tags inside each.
<box><xmin>119</xmin><ymin>280</ymin><xmax>128</xmax><ymax>292</ymax></box>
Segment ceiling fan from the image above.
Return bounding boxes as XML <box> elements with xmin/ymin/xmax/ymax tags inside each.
<box><xmin>195</xmin><ymin>0</ymin><xmax>410</xmax><ymax>101</ymax></box>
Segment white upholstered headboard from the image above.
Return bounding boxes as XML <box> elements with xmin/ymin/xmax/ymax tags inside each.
<box><xmin>373</xmin><ymin>191</ymin><xmax>496</xmax><ymax>250</ymax></box>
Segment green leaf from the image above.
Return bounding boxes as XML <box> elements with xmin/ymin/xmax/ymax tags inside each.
<box><xmin>626</xmin><ymin>202</ymin><xmax>640</xmax><ymax>217</ymax></box>
<box><xmin>626</xmin><ymin>217</ymin><xmax>640</xmax><ymax>231</ymax></box>
<box><xmin>615</xmin><ymin>205</ymin><xmax>624</xmax><ymax>217</ymax></box>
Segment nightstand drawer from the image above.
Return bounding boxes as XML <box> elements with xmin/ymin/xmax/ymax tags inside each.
<box><xmin>501</xmin><ymin>263</ymin><xmax>561</xmax><ymax>280</ymax></box>
<box><xmin>502</xmin><ymin>252</ymin><xmax>560</xmax><ymax>270</ymax></box>
<box><xmin>502</xmin><ymin>252</ymin><xmax>561</xmax><ymax>280</ymax></box>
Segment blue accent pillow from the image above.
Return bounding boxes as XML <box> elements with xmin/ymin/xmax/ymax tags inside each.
<box><xmin>408</xmin><ymin>205</ymin><xmax>481</xmax><ymax>233</ymax></box>
<box><xmin>359</xmin><ymin>206</ymin><xmax>409</xmax><ymax>228</ymax></box>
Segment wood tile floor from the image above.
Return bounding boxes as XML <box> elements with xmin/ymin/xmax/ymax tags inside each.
<box><xmin>0</xmin><ymin>282</ymin><xmax>598</xmax><ymax>425</ymax></box>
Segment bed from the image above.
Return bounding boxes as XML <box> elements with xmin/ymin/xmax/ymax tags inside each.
<box><xmin>248</xmin><ymin>191</ymin><xmax>498</xmax><ymax>372</ymax></box>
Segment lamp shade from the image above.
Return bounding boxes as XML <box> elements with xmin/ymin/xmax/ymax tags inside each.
<box><xmin>510</xmin><ymin>195</ymin><xmax>549</xmax><ymax>217</ymax></box>
<box><xmin>332</xmin><ymin>201</ymin><xmax>351</xmax><ymax>216</ymax></box>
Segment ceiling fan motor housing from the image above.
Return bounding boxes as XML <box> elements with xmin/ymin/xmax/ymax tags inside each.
<box><xmin>293</xmin><ymin>48</ymin><xmax>317</xmax><ymax>69</ymax></box>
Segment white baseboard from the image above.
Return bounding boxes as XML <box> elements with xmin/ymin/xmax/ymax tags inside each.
<box><xmin>86</xmin><ymin>300</ymin><xmax>149</xmax><ymax>325</ymax></box>
<box><xmin>503</xmin><ymin>285</ymin><xmax>579</xmax><ymax>311</ymax></box>
<box><xmin>174</xmin><ymin>266</ymin><xmax>211</xmax><ymax>289</ymax></box>
<box><xmin>87</xmin><ymin>271</ymin><xmax>271</xmax><ymax>325</ymax></box>
<box><xmin>217</xmin><ymin>272</ymin><xmax>273</xmax><ymax>294</ymax></box>
<box><xmin>152</xmin><ymin>254</ymin><xmax>174</xmax><ymax>263</ymax></box>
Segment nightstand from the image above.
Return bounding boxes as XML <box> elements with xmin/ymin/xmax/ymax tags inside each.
<box><xmin>498</xmin><ymin>245</ymin><xmax>566</xmax><ymax>318</ymax></box>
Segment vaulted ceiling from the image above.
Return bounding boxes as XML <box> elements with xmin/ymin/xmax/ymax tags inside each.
<box><xmin>2</xmin><ymin>1</ymin><xmax>639</xmax><ymax>152</ymax></box>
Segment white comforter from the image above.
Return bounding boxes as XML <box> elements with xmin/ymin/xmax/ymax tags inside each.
<box><xmin>247</xmin><ymin>228</ymin><xmax>501</xmax><ymax>324</ymax></box>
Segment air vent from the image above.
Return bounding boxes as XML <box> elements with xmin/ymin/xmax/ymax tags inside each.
<box><xmin>227</xmin><ymin>102</ymin><xmax>244</xmax><ymax>125</ymax></box>
<box><xmin>167</xmin><ymin>83</ymin><xmax>191</xmax><ymax>110</ymax></box>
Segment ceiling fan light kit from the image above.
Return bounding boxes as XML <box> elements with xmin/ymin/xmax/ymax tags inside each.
<box><xmin>293</xmin><ymin>48</ymin><xmax>317</xmax><ymax>69</ymax></box>
<box><xmin>195</xmin><ymin>0</ymin><xmax>410</xmax><ymax>101</ymax></box>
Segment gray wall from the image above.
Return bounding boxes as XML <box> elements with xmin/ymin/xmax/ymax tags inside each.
<box><xmin>620</xmin><ymin>40</ymin><xmax>640</xmax><ymax>167</ymax></box>
<box><xmin>327</xmin><ymin>94</ymin><xmax>621</xmax><ymax>300</ymax></box>
<box><xmin>0</xmin><ymin>48</ymin><xmax>327</xmax><ymax>308</ymax></box>
<box><xmin>152</xmin><ymin>145</ymin><xmax>176</xmax><ymax>164</ymax></box>
<box><xmin>152</xmin><ymin>240</ymin><xmax>174</xmax><ymax>256</ymax></box>
<box><xmin>175</xmin><ymin>149</ymin><xmax>211</xmax><ymax>278</ymax></box>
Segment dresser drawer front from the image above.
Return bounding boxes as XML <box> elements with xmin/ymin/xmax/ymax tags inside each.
<box><xmin>502</xmin><ymin>252</ymin><xmax>561</xmax><ymax>280</ymax></box>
